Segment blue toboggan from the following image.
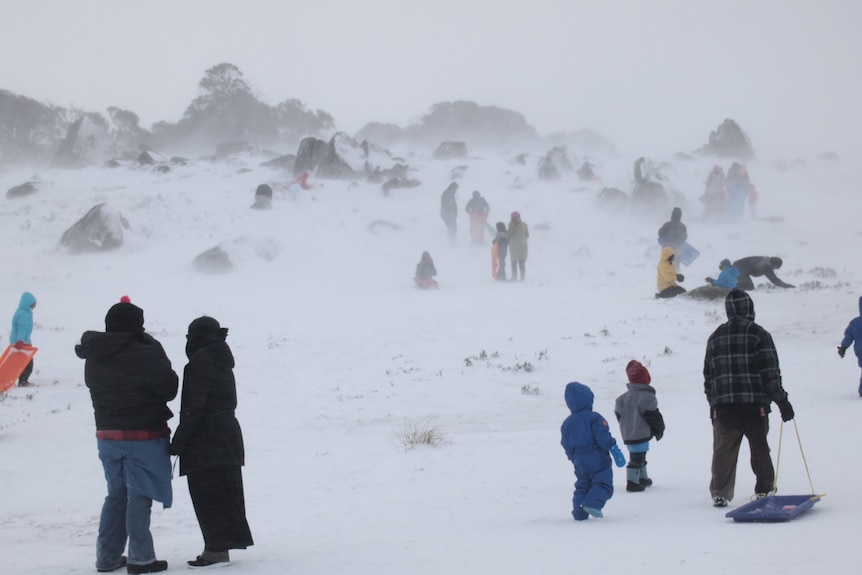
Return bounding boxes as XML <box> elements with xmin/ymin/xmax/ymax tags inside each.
<box><xmin>725</xmin><ymin>419</ymin><xmax>825</xmax><ymax>522</ymax></box>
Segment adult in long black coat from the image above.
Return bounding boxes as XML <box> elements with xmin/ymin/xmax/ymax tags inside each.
<box><xmin>170</xmin><ymin>316</ymin><xmax>253</xmax><ymax>568</ymax></box>
<box><xmin>732</xmin><ymin>256</ymin><xmax>794</xmax><ymax>290</ymax></box>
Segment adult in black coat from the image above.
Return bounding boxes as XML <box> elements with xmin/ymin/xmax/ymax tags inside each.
<box><xmin>732</xmin><ymin>256</ymin><xmax>794</xmax><ymax>290</ymax></box>
<box><xmin>170</xmin><ymin>316</ymin><xmax>253</xmax><ymax>568</ymax></box>
<box><xmin>76</xmin><ymin>302</ymin><xmax>178</xmax><ymax>573</ymax></box>
<box><xmin>657</xmin><ymin>207</ymin><xmax>687</xmax><ymax>270</ymax></box>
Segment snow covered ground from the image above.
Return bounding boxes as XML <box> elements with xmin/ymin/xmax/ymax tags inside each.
<box><xmin>0</xmin><ymin>145</ymin><xmax>859</xmax><ymax>574</ymax></box>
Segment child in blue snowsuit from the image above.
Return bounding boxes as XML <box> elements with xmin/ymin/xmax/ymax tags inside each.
<box><xmin>560</xmin><ymin>381</ymin><xmax>625</xmax><ymax>520</ymax></box>
<box><xmin>838</xmin><ymin>296</ymin><xmax>862</xmax><ymax>396</ymax></box>
<box><xmin>9</xmin><ymin>291</ymin><xmax>36</xmax><ymax>386</ymax></box>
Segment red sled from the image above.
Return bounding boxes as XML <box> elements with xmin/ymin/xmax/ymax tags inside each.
<box><xmin>0</xmin><ymin>344</ymin><xmax>38</xmax><ymax>392</ymax></box>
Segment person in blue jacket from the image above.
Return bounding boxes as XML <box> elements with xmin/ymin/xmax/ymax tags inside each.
<box><xmin>838</xmin><ymin>296</ymin><xmax>862</xmax><ymax>396</ymax></box>
<box><xmin>9</xmin><ymin>291</ymin><xmax>36</xmax><ymax>386</ymax></box>
<box><xmin>705</xmin><ymin>259</ymin><xmax>740</xmax><ymax>289</ymax></box>
<box><xmin>560</xmin><ymin>381</ymin><xmax>626</xmax><ymax>520</ymax></box>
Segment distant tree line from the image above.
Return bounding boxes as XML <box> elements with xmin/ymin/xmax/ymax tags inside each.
<box><xmin>0</xmin><ymin>62</ymin><xmax>335</xmax><ymax>167</ymax></box>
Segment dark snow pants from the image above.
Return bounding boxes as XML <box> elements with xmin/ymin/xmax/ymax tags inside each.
<box><xmin>710</xmin><ymin>411</ymin><xmax>774</xmax><ymax>502</ymax></box>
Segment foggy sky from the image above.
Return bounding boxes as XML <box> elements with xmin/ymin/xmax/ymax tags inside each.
<box><xmin>2</xmin><ymin>0</ymin><xmax>860</xmax><ymax>159</ymax></box>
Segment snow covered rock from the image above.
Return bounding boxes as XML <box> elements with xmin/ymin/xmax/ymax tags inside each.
<box><xmin>701</xmin><ymin>118</ymin><xmax>754</xmax><ymax>161</ymax></box>
<box><xmin>432</xmin><ymin>141</ymin><xmax>468</xmax><ymax>160</ymax></box>
<box><xmin>294</xmin><ymin>136</ymin><xmax>328</xmax><ymax>176</ymax></box>
<box><xmin>6</xmin><ymin>181</ymin><xmax>38</xmax><ymax>199</ymax></box>
<box><xmin>192</xmin><ymin>236</ymin><xmax>280</xmax><ymax>273</ymax></box>
<box><xmin>59</xmin><ymin>203</ymin><xmax>129</xmax><ymax>253</ymax></box>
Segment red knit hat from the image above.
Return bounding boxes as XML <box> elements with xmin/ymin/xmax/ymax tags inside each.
<box><xmin>626</xmin><ymin>360</ymin><xmax>651</xmax><ymax>384</ymax></box>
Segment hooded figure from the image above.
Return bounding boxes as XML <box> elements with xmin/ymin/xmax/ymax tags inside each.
<box><xmin>703</xmin><ymin>289</ymin><xmax>794</xmax><ymax>506</ymax></box>
<box><xmin>657</xmin><ymin>207</ymin><xmax>687</xmax><ymax>257</ymax></box>
<box><xmin>170</xmin><ymin>316</ymin><xmax>253</xmax><ymax>568</ymax></box>
<box><xmin>492</xmin><ymin>222</ymin><xmax>509</xmax><ymax>281</ymax></box>
<box><xmin>656</xmin><ymin>247</ymin><xmax>686</xmax><ymax>298</ymax></box>
<box><xmin>507</xmin><ymin>211</ymin><xmax>529</xmax><ymax>281</ymax></box>
<box><xmin>838</xmin><ymin>296</ymin><xmax>862</xmax><ymax>395</ymax></box>
<box><xmin>464</xmin><ymin>191</ymin><xmax>490</xmax><ymax>245</ymax></box>
<box><xmin>75</xmin><ymin>302</ymin><xmax>178</xmax><ymax>573</ymax></box>
<box><xmin>10</xmin><ymin>291</ymin><xmax>36</xmax><ymax>385</ymax></box>
<box><xmin>560</xmin><ymin>381</ymin><xmax>623</xmax><ymax>519</ymax></box>
<box><xmin>440</xmin><ymin>183</ymin><xmax>459</xmax><ymax>241</ymax></box>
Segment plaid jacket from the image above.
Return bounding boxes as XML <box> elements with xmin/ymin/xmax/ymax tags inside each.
<box><xmin>703</xmin><ymin>290</ymin><xmax>788</xmax><ymax>413</ymax></box>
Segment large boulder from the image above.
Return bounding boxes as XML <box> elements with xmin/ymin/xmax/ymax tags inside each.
<box><xmin>60</xmin><ymin>203</ymin><xmax>129</xmax><ymax>253</ymax></box>
<box><xmin>432</xmin><ymin>141</ymin><xmax>468</xmax><ymax>160</ymax></box>
<box><xmin>293</xmin><ymin>136</ymin><xmax>328</xmax><ymax>176</ymax></box>
<box><xmin>701</xmin><ymin>119</ymin><xmax>754</xmax><ymax>161</ymax></box>
<box><xmin>193</xmin><ymin>236</ymin><xmax>280</xmax><ymax>273</ymax></box>
<box><xmin>316</xmin><ymin>132</ymin><xmax>362</xmax><ymax>179</ymax></box>
<box><xmin>6</xmin><ymin>181</ymin><xmax>38</xmax><ymax>199</ymax></box>
<box><xmin>630</xmin><ymin>157</ymin><xmax>669</xmax><ymax>213</ymax></box>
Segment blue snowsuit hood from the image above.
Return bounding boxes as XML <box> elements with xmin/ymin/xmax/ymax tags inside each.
<box><xmin>560</xmin><ymin>381</ymin><xmax>617</xmax><ymax>517</ymax></box>
<box><xmin>10</xmin><ymin>291</ymin><xmax>36</xmax><ymax>344</ymax></box>
<box><xmin>564</xmin><ymin>380</ymin><xmax>594</xmax><ymax>414</ymax></box>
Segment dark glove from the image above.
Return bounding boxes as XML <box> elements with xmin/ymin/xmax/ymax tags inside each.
<box><xmin>777</xmin><ymin>399</ymin><xmax>794</xmax><ymax>422</ymax></box>
<box><xmin>14</xmin><ymin>341</ymin><xmax>25</xmax><ymax>349</ymax></box>
<box><xmin>838</xmin><ymin>346</ymin><xmax>847</xmax><ymax>358</ymax></box>
<box><xmin>676</xmin><ymin>274</ymin><xmax>685</xmax><ymax>282</ymax></box>
<box><xmin>169</xmin><ymin>442</ymin><xmax>182</xmax><ymax>456</ymax></box>
<box><xmin>705</xmin><ymin>277</ymin><xmax>714</xmax><ymax>284</ymax></box>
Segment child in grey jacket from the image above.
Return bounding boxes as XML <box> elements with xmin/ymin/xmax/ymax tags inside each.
<box><xmin>614</xmin><ymin>360</ymin><xmax>666</xmax><ymax>492</ymax></box>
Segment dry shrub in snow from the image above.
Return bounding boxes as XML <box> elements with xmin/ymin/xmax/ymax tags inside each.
<box><xmin>395</xmin><ymin>419</ymin><xmax>447</xmax><ymax>449</ymax></box>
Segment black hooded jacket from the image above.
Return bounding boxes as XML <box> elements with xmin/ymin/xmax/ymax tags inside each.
<box><xmin>76</xmin><ymin>331</ymin><xmax>178</xmax><ymax>431</ymax></box>
<box><xmin>170</xmin><ymin>324</ymin><xmax>245</xmax><ymax>476</ymax></box>
<box><xmin>657</xmin><ymin>207</ymin><xmax>688</xmax><ymax>247</ymax></box>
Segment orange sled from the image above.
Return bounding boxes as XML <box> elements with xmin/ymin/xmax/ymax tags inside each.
<box><xmin>0</xmin><ymin>344</ymin><xmax>38</xmax><ymax>392</ymax></box>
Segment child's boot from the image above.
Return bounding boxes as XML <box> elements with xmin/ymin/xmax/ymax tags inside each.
<box><xmin>626</xmin><ymin>465</ymin><xmax>646</xmax><ymax>492</ymax></box>
<box><xmin>639</xmin><ymin>464</ymin><xmax>653</xmax><ymax>487</ymax></box>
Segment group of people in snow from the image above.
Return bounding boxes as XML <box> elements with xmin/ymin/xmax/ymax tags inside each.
<box><xmin>70</xmin><ymin>300</ymin><xmax>252</xmax><ymax>572</ymax></box>
<box><xmin>654</xmin><ymin>207</ymin><xmax>794</xmax><ymax>299</ymax></box>
<box><xmin>562</xmin><ymin>287</ymin><xmax>798</xmax><ymax>519</ymax></box>
<box><xmin>419</xmin><ymin>184</ymin><xmax>529</xmax><ymax>288</ymax></box>
<box><xmin>700</xmin><ymin>162</ymin><xmax>758</xmax><ymax>221</ymax></box>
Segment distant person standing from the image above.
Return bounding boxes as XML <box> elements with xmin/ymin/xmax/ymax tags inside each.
<box><xmin>464</xmin><ymin>190</ymin><xmax>490</xmax><ymax>245</ymax></box>
<box><xmin>492</xmin><ymin>222</ymin><xmax>509</xmax><ymax>281</ymax></box>
<box><xmin>837</xmin><ymin>296</ymin><xmax>862</xmax><ymax>397</ymax></box>
<box><xmin>703</xmin><ymin>289</ymin><xmax>794</xmax><ymax>507</ymax></box>
<box><xmin>507</xmin><ymin>211</ymin><xmax>529</xmax><ymax>281</ymax></box>
<box><xmin>171</xmin><ymin>317</ymin><xmax>253</xmax><ymax>568</ymax></box>
<box><xmin>657</xmin><ymin>207</ymin><xmax>687</xmax><ymax>270</ymax></box>
<box><xmin>725</xmin><ymin>162</ymin><xmax>753</xmax><ymax>220</ymax></box>
<box><xmin>701</xmin><ymin>165</ymin><xmax>727</xmax><ymax>221</ymax></box>
<box><xmin>440</xmin><ymin>183</ymin><xmax>459</xmax><ymax>242</ymax></box>
<box><xmin>76</xmin><ymin>301</ymin><xmax>178</xmax><ymax>574</ymax></box>
<box><xmin>9</xmin><ymin>291</ymin><xmax>36</xmax><ymax>386</ymax></box>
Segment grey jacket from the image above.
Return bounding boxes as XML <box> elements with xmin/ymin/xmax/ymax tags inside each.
<box><xmin>614</xmin><ymin>383</ymin><xmax>665</xmax><ymax>445</ymax></box>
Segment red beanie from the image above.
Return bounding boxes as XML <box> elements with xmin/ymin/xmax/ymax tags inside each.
<box><xmin>626</xmin><ymin>360</ymin><xmax>651</xmax><ymax>384</ymax></box>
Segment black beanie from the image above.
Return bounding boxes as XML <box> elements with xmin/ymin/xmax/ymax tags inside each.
<box><xmin>105</xmin><ymin>302</ymin><xmax>145</xmax><ymax>333</ymax></box>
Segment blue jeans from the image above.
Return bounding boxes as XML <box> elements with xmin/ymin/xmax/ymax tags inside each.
<box><xmin>96</xmin><ymin>438</ymin><xmax>172</xmax><ymax>569</ymax></box>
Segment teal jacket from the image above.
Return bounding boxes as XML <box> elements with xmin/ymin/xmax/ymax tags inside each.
<box><xmin>10</xmin><ymin>292</ymin><xmax>36</xmax><ymax>344</ymax></box>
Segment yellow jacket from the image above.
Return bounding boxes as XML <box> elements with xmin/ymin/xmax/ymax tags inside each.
<box><xmin>656</xmin><ymin>246</ymin><xmax>679</xmax><ymax>291</ymax></box>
